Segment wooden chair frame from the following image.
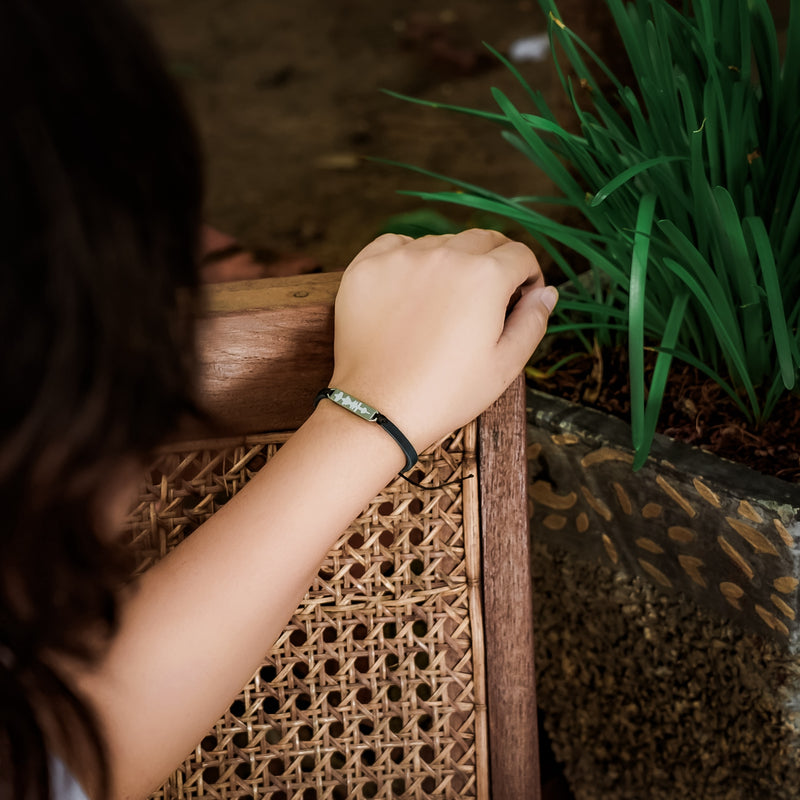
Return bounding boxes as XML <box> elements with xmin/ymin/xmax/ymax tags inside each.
<box><xmin>182</xmin><ymin>273</ymin><xmax>540</xmax><ymax>799</ymax></box>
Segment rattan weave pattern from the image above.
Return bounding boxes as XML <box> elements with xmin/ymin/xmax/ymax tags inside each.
<box><xmin>124</xmin><ymin>425</ymin><xmax>487</xmax><ymax>799</ymax></box>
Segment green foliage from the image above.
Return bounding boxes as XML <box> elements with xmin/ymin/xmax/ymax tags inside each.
<box><xmin>386</xmin><ymin>0</ymin><xmax>800</xmax><ymax>469</ymax></box>
<box><xmin>376</xmin><ymin>209</ymin><xmax>464</xmax><ymax>238</ymax></box>
<box><xmin>375</xmin><ymin>208</ymin><xmax>509</xmax><ymax>239</ymax></box>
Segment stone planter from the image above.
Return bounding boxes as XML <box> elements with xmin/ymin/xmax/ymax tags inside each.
<box><xmin>527</xmin><ymin>388</ymin><xmax>800</xmax><ymax>799</ymax></box>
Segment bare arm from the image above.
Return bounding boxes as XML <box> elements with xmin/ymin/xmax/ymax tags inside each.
<box><xmin>69</xmin><ymin>230</ymin><xmax>558</xmax><ymax>799</ymax></box>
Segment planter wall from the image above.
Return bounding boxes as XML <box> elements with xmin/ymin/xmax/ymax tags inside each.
<box><xmin>527</xmin><ymin>388</ymin><xmax>800</xmax><ymax>799</ymax></box>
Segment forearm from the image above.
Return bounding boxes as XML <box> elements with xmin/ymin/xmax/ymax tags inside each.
<box><xmin>76</xmin><ymin>402</ymin><xmax>403</xmax><ymax>800</ymax></box>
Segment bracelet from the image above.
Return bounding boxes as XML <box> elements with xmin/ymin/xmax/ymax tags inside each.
<box><xmin>314</xmin><ymin>388</ymin><xmax>418</xmax><ymax>473</ymax></box>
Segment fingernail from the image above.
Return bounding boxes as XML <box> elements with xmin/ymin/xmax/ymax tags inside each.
<box><xmin>540</xmin><ymin>285</ymin><xmax>559</xmax><ymax>313</ymax></box>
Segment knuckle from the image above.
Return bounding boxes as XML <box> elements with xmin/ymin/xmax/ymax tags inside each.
<box><xmin>505</xmin><ymin>239</ymin><xmax>532</xmax><ymax>256</ymax></box>
<box><xmin>374</xmin><ymin>232</ymin><xmax>406</xmax><ymax>245</ymax></box>
<box><xmin>499</xmin><ymin>240</ymin><xmax>535</xmax><ymax>265</ymax></box>
<box><xmin>466</xmin><ymin>227</ymin><xmax>506</xmax><ymax>241</ymax></box>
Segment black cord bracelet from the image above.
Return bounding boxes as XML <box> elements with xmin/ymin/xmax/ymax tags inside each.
<box><xmin>314</xmin><ymin>388</ymin><xmax>472</xmax><ymax>489</ymax></box>
<box><xmin>314</xmin><ymin>388</ymin><xmax>418</xmax><ymax>473</ymax></box>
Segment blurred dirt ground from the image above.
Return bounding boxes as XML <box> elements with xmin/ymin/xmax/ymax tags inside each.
<box><xmin>137</xmin><ymin>0</ymin><xmax>627</xmax><ymax>274</ymax></box>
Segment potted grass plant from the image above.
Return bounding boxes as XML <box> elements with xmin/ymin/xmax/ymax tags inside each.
<box><xmin>385</xmin><ymin>1</ymin><xmax>800</xmax><ymax>797</ymax></box>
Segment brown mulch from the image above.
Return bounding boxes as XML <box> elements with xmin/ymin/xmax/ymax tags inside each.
<box><xmin>530</xmin><ymin>342</ymin><xmax>800</xmax><ymax>483</ymax></box>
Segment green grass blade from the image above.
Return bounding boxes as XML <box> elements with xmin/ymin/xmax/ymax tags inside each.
<box><xmin>744</xmin><ymin>216</ymin><xmax>796</xmax><ymax>389</ymax></box>
<box><xmin>632</xmin><ymin>292</ymin><xmax>690</xmax><ymax>470</ymax></box>
<box><xmin>590</xmin><ymin>155</ymin><xmax>686</xmax><ymax>206</ymax></box>
<box><xmin>395</xmin><ymin>189</ymin><xmax>541</xmax><ymax>228</ymax></box>
<box><xmin>605</xmin><ymin>0</ymin><xmax>650</xmax><ymax>89</ymax></box>
<box><xmin>688</xmin><ymin>126</ymin><xmax>714</xmax><ymax>257</ymax></box>
<box><xmin>491</xmin><ymin>87</ymin><xmax>586</xmax><ymax>203</ymax></box>
<box><xmin>762</xmin><ymin>369</ymin><xmax>790</xmax><ymax>420</ymax></box>
<box><xmin>750</xmin><ymin>0</ymin><xmax>780</xmax><ymax>148</ymax></box>
<box><xmin>554</xmin><ymin>299</ymin><xmax>628</xmax><ymax>321</ymax></box>
<box><xmin>540</xmin><ymin>1</ymin><xmax>623</xmax><ymax>94</ymax></box>
<box><xmin>480</xmin><ymin>41</ymin><xmax>550</xmax><ymax>114</ymax></box>
<box><xmin>674</xmin><ymin>71</ymin><xmax>700</xmax><ymax>135</ymax></box>
<box><xmin>373</xmin><ymin>157</ymin><xmax>533</xmax><ymax>209</ymax></box>
<box><xmin>533</xmin><ymin>236</ymin><xmax>597</xmax><ymax>303</ymax></box>
<box><xmin>547</xmin><ymin>322</ymin><xmax>629</xmax><ymax>336</ymax></box>
<box><xmin>511</xmin><ymin>195</ymin><xmax>581</xmax><ymax>206</ymax></box>
<box><xmin>778</xmin><ymin>188</ymin><xmax>800</xmax><ymax>272</ymax></box>
<box><xmin>377</xmin><ymin>209</ymin><xmax>463</xmax><ymax>237</ymax></box>
<box><xmin>780</xmin><ymin>2</ymin><xmax>800</xmax><ymax>116</ymax></box>
<box><xmin>628</xmin><ymin>194</ymin><xmax>657</xmax><ymax>450</ymax></box>
<box><xmin>710</xmin><ymin>187</ymin><xmax>759</xmax><ymax>305</ymax></box>
<box><xmin>396</xmin><ymin>189</ymin><xmax>630</xmax><ymax>283</ymax></box>
<box><xmin>710</xmin><ymin>186</ymin><xmax>766</xmax><ymax>374</ymax></box>
<box><xmin>657</xmin><ymin>219</ymin><xmax>742</xmax><ymax>342</ymax></box>
<box><xmin>380</xmin><ymin>89</ymin><xmax>509</xmax><ymax>125</ymax></box>
<box><xmin>768</xmin><ymin>121</ymin><xmax>800</xmax><ymax>240</ymax></box>
<box><xmin>661</xmin><ymin>256</ymin><xmax>760</xmax><ymax>417</ymax></box>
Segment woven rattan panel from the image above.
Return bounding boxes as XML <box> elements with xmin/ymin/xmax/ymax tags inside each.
<box><xmin>124</xmin><ymin>424</ymin><xmax>488</xmax><ymax>800</ymax></box>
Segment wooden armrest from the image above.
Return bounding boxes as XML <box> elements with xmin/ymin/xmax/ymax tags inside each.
<box><xmin>181</xmin><ymin>273</ymin><xmax>341</xmax><ymax>438</ymax></box>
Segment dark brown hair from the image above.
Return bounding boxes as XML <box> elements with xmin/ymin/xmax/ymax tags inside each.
<box><xmin>0</xmin><ymin>0</ymin><xmax>204</xmax><ymax>796</ymax></box>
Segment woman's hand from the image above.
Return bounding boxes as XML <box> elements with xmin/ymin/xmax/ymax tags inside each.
<box><xmin>331</xmin><ymin>229</ymin><xmax>558</xmax><ymax>451</ymax></box>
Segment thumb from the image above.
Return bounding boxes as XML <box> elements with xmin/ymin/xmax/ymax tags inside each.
<box><xmin>497</xmin><ymin>284</ymin><xmax>558</xmax><ymax>365</ymax></box>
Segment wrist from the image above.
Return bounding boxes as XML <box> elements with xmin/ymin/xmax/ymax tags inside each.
<box><xmin>306</xmin><ymin>399</ymin><xmax>407</xmax><ymax>477</ymax></box>
<box><xmin>314</xmin><ymin>388</ymin><xmax>418</xmax><ymax>474</ymax></box>
<box><xmin>325</xmin><ymin>373</ymin><xmax>433</xmax><ymax>454</ymax></box>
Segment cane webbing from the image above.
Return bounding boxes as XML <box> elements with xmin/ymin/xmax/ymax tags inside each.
<box><xmin>124</xmin><ymin>424</ymin><xmax>488</xmax><ymax>799</ymax></box>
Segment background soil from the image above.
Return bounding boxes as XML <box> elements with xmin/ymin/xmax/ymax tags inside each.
<box><xmin>136</xmin><ymin>0</ymin><xmax>624</xmax><ymax>274</ymax></box>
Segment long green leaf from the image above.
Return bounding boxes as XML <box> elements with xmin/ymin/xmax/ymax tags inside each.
<box><xmin>657</xmin><ymin>219</ymin><xmax>743</xmax><ymax>351</ymax></box>
<box><xmin>744</xmin><ymin>216</ymin><xmax>796</xmax><ymax>389</ymax></box>
<box><xmin>780</xmin><ymin>2</ymin><xmax>800</xmax><ymax>119</ymax></box>
<box><xmin>632</xmin><ymin>292</ymin><xmax>689</xmax><ymax>470</ymax></box>
<box><xmin>380</xmin><ymin>89</ymin><xmax>508</xmax><ymax>125</ymax></box>
<box><xmin>480</xmin><ymin>41</ymin><xmax>549</xmax><ymax>114</ymax></box>
<box><xmin>712</xmin><ymin>187</ymin><xmax>768</xmax><ymax>377</ymax></box>
<box><xmin>373</xmin><ymin>157</ymin><xmax>535</xmax><ymax>211</ymax></box>
<box><xmin>629</xmin><ymin>194</ymin><xmax>657</xmax><ymax>450</ymax></box>
<box><xmin>554</xmin><ymin>299</ymin><xmax>628</xmax><ymax>321</ymax></box>
<box><xmin>590</xmin><ymin>156</ymin><xmax>686</xmax><ymax>206</ymax></box>
<box><xmin>396</xmin><ymin>189</ymin><xmax>607</xmax><ymax>243</ymax></box>
<box><xmin>750</xmin><ymin>0</ymin><xmax>780</xmax><ymax>148</ymax></box>
<box><xmin>491</xmin><ymin>87</ymin><xmax>586</xmax><ymax>203</ymax></box>
<box><xmin>661</xmin><ymin>256</ymin><xmax>760</xmax><ymax>417</ymax></box>
<box><xmin>533</xmin><ymin>236</ymin><xmax>597</xmax><ymax>304</ymax></box>
<box><xmin>547</xmin><ymin>322</ymin><xmax>630</xmax><ymax>335</ymax></box>
<box><xmin>540</xmin><ymin>2</ymin><xmax>620</xmax><ymax>94</ymax></box>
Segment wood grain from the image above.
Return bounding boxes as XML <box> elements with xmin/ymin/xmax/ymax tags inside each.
<box><xmin>181</xmin><ymin>273</ymin><xmax>342</xmax><ymax>437</ymax></box>
<box><xmin>479</xmin><ymin>374</ymin><xmax>541</xmax><ymax>799</ymax></box>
